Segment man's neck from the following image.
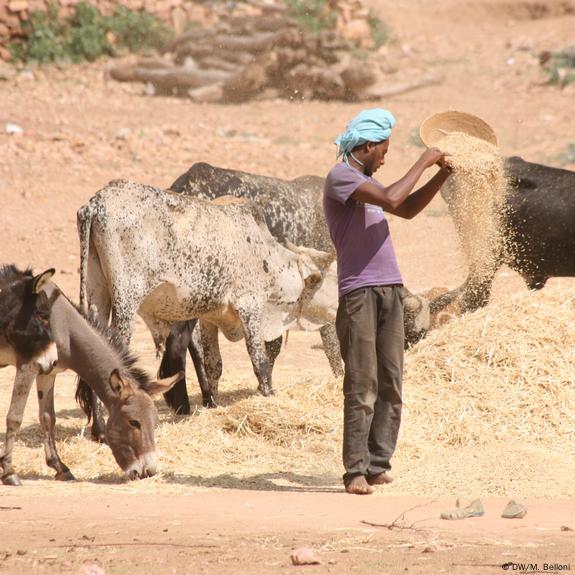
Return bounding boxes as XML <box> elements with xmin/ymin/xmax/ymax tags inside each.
<box><xmin>345</xmin><ymin>154</ymin><xmax>369</xmax><ymax>176</ymax></box>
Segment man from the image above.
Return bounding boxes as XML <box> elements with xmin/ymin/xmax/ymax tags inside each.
<box><xmin>324</xmin><ymin>108</ymin><xmax>451</xmax><ymax>495</ymax></box>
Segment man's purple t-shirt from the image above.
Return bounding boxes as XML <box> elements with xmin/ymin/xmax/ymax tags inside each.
<box><xmin>323</xmin><ymin>162</ymin><xmax>403</xmax><ymax>297</ymax></box>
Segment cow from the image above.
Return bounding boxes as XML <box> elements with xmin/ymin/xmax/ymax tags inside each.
<box><xmin>77</xmin><ymin>181</ymin><xmax>335</xmax><ymax>412</ymax></box>
<box><xmin>434</xmin><ymin>157</ymin><xmax>575</xmax><ymax>315</ymax></box>
<box><xmin>168</xmin><ymin>163</ymin><xmax>342</xmax><ymax>376</ymax></box>
<box><xmin>160</xmin><ymin>163</ymin><xmax>434</xmax><ymax>414</ymax></box>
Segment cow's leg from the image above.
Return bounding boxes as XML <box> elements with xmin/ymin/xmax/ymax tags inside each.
<box><xmin>160</xmin><ymin>322</ymin><xmax>192</xmax><ymax>415</ymax></box>
<box><xmin>199</xmin><ymin>321</ymin><xmax>223</xmax><ymax>399</ymax></box>
<box><xmin>110</xmin><ymin>296</ymin><xmax>138</xmax><ymax>347</ymax></box>
<box><xmin>238</xmin><ymin>311</ymin><xmax>273</xmax><ymax>396</ymax></box>
<box><xmin>0</xmin><ymin>365</ymin><xmax>37</xmax><ymax>485</ymax></box>
<box><xmin>86</xmin><ymin>283</ymin><xmax>112</xmax><ymax>443</ymax></box>
<box><xmin>36</xmin><ymin>373</ymin><xmax>75</xmax><ymax>481</ymax></box>
<box><xmin>189</xmin><ymin>321</ymin><xmax>217</xmax><ymax>408</ymax></box>
<box><xmin>320</xmin><ymin>323</ymin><xmax>344</xmax><ymax>377</ymax></box>
<box><xmin>523</xmin><ymin>274</ymin><xmax>548</xmax><ymax>290</ymax></box>
<box><xmin>265</xmin><ymin>335</ymin><xmax>283</xmax><ymax>373</ymax></box>
<box><xmin>459</xmin><ymin>273</ymin><xmax>496</xmax><ymax>313</ymax></box>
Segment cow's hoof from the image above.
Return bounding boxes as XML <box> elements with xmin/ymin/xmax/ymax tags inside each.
<box><xmin>203</xmin><ymin>396</ymin><xmax>218</xmax><ymax>409</ymax></box>
<box><xmin>2</xmin><ymin>474</ymin><xmax>22</xmax><ymax>486</ymax></box>
<box><xmin>90</xmin><ymin>432</ymin><xmax>107</xmax><ymax>445</ymax></box>
<box><xmin>55</xmin><ymin>470</ymin><xmax>76</xmax><ymax>482</ymax></box>
<box><xmin>258</xmin><ymin>386</ymin><xmax>275</xmax><ymax>397</ymax></box>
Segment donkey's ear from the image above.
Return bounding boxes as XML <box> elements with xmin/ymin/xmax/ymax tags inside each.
<box><xmin>32</xmin><ymin>268</ymin><xmax>56</xmax><ymax>294</ymax></box>
<box><xmin>147</xmin><ymin>371</ymin><xmax>184</xmax><ymax>397</ymax></box>
<box><xmin>109</xmin><ymin>369</ymin><xmax>134</xmax><ymax>400</ymax></box>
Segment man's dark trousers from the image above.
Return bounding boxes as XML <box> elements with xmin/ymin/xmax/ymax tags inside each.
<box><xmin>335</xmin><ymin>285</ymin><xmax>404</xmax><ymax>485</ymax></box>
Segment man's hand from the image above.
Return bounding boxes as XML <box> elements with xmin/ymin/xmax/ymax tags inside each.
<box><xmin>419</xmin><ymin>147</ymin><xmax>446</xmax><ymax>168</ymax></box>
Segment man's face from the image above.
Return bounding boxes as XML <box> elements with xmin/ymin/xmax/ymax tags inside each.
<box><xmin>365</xmin><ymin>140</ymin><xmax>390</xmax><ymax>176</ymax></box>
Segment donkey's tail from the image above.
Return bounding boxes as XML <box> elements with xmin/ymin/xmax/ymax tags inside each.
<box><xmin>75</xmin><ymin>377</ymin><xmax>93</xmax><ymax>423</ymax></box>
<box><xmin>77</xmin><ymin>202</ymin><xmax>95</xmax><ymax>313</ymax></box>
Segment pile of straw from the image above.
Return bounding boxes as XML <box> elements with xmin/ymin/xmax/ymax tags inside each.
<box><xmin>402</xmin><ymin>286</ymin><xmax>575</xmax><ymax>451</ymax></box>
<box><xmin>4</xmin><ymin>287</ymin><xmax>575</xmax><ymax>497</ymax></box>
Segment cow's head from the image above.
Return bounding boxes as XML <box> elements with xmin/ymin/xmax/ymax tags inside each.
<box><xmin>401</xmin><ymin>287</ymin><xmax>431</xmax><ymax>348</ymax></box>
<box><xmin>0</xmin><ymin>267</ymin><xmax>58</xmax><ymax>374</ymax></box>
<box><xmin>260</xmin><ymin>242</ymin><xmax>334</xmax><ymax>341</ymax></box>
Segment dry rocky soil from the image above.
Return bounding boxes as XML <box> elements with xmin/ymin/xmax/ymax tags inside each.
<box><xmin>1</xmin><ymin>0</ymin><xmax>574</xmax><ymax>572</ymax></box>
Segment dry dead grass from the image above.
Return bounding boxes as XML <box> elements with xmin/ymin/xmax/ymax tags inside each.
<box><xmin>2</xmin><ymin>288</ymin><xmax>574</xmax><ymax>497</ymax></box>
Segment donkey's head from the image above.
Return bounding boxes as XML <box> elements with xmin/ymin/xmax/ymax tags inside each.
<box><xmin>0</xmin><ymin>266</ymin><xmax>58</xmax><ymax>374</ymax></box>
<box><xmin>105</xmin><ymin>369</ymin><xmax>182</xmax><ymax>479</ymax></box>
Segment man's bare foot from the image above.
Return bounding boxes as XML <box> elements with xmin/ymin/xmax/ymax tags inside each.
<box><xmin>366</xmin><ymin>472</ymin><xmax>394</xmax><ymax>486</ymax></box>
<box><xmin>345</xmin><ymin>475</ymin><xmax>374</xmax><ymax>495</ymax></box>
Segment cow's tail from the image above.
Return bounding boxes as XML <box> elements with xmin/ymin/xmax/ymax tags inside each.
<box><xmin>77</xmin><ymin>202</ymin><xmax>95</xmax><ymax>313</ymax></box>
<box><xmin>75</xmin><ymin>377</ymin><xmax>93</xmax><ymax>423</ymax></box>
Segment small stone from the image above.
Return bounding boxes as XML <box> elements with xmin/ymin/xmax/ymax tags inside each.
<box><xmin>76</xmin><ymin>564</ymin><xmax>106</xmax><ymax>575</ymax></box>
<box><xmin>8</xmin><ymin>1</ymin><xmax>29</xmax><ymax>13</ymax></box>
<box><xmin>5</xmin><ymin>122</ymin><xmax>24</xmax><ymax>135</ymax></box>
<box><xmin>115</xmin><ymin>127</ymin><xmax>132</xmax><ymax>140</ymax></box>
<box><xmin>291</xmin><ymin>546</ymin><xmax>321</xmax><ymax>565</ymax></box>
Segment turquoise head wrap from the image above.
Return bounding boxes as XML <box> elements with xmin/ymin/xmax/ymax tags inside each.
<box><xmin>335</xmin><ymin>108</ymin><xmax>396</xmax><ymax>159</ymax></box>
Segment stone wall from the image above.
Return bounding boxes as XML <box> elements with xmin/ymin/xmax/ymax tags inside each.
<box><xmin>0</xmin><ymin>0</ymin><xmax>377</xmax><ymax>61</ymax></box>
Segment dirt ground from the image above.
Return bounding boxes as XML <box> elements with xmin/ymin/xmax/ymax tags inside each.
<box><xmin>1</xmin><ymin>0</ymin><xmax>575</xmax><ymax>572</ymax></box>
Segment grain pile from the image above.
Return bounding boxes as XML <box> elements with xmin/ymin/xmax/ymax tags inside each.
<box><xmin>436</xmin><ymin>132</ymin><xmax>509</xmax><ymax>285</ymax></box>
<box><xmin>4</xmin><ymin>288</ymin><xmax>575</xmax><ymax>497</ymax></box>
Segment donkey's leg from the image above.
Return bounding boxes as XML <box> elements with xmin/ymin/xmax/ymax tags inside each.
<box><xmin>237</xmin><ymin>309</ymin><xmax>273</xmax><ymax>396</ymax></box>
<box><xmin>1</xmin><ymin>365</ymin><xmax>37</xmax><ymax>486</ymax></box>
<box><xmin>189</xmin><ymin>320</ymin><xmax>217</xmax><ymax>408</ymax></box>
<box><xmin>320</xmin><ymin>323</ymin><xmax>344</xmax><ymax>377</ymax></box>
<box><xmin>36</xmin><ymin>374</ymin><xmax>75</xmax><ymax>481</ymax></box>
<box><xmin>199</xmin><ymin>321</ymin><xmax>222</xmax><ymax>400</ymax></box>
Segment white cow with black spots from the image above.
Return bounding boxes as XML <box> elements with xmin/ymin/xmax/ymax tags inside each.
<box><xmin>77</xmin><ymin>180</ymin><xmax>333</xmax><ymax>404</ymax></box>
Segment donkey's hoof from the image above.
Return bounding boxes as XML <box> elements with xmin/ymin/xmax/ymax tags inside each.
<box><xmin>2</xmin><ymin>474</ymin><xmax>22</xmax><ymax>486</ymax></box>
<box><xmin>55</xmin><ymin>470</ymin><xmax>76</xmax><ymax>482</ymax></box>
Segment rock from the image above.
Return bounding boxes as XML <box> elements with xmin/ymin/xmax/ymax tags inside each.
<box><xmin>115</xmin><ymin>127</ymin><xmax>132</xmax><ymax>140</ymax></box>
<box><xmin>76</xmin><ymin>564</ymin><xmax>106</xmax><ymax>575</ymax></box>
<box><xmin>8</xmin><ymin>1</ymin><xmax>29</xmax><ymax>13</ymax></box>
<box><xmin>5</xmin><ymin>122</ymin><xmax>24</xmax><ymax>135</ymax></box>
<box><xmin>291</xmin><ymin>546</ymin><xmax>321</xmax><ymax>566</ymax></box>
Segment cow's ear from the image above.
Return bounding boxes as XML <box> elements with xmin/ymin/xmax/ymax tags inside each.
<box><xmin>147</xmin><ymin>371</ymin><xmax>184</xmax><ymax>396</ymax></box>
<box><xmin>109</xmin><ymin>369</ymin><xmax>134</xmax><ymax>400</ymax></box>
<box><xmin>32</xmin><ymin>268</ymin><xmax>56</xmax><ymax>294</ymax></box>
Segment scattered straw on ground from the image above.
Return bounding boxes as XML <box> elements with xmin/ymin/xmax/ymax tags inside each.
<box><xmin>2</xmin><ymin>287</ymin><xmax>574</xmax><ymax>497</ymax></box>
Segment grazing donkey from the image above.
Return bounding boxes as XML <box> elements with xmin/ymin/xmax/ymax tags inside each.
<box><xmin>0</xmin><ymin>275</ymin><xmax>181</xmax><ymax>485</ymax></box>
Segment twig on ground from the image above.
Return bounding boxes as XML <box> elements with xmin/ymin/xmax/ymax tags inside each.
<box><xmin>361</xmin><ymin>500</ymin><xmax>437</xmax><ymax>531</ymax></box>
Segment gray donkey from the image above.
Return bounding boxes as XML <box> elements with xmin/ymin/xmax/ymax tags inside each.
<box><xmin>0</xmin><ymin>270</ymin><xmax>181</xmax><ymax>485</ymax></box>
